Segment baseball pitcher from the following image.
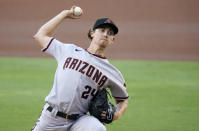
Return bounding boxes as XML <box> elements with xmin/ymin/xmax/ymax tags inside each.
<box><xmin>31</xmin><ymin>6</ymin><xmax>129</xmax><ymax>131</ymax></box>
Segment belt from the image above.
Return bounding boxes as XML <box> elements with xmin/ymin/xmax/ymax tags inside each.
<box><xmin>46</xmin><ymin>106</ymin><xmax>81</xmax><ymax>120</ymax></box>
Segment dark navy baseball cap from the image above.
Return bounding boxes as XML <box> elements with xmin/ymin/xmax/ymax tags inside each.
<box><xmin>93</xmin><ymin>18</ymin><xmax>118</xmax><ymax>35</ymax></box>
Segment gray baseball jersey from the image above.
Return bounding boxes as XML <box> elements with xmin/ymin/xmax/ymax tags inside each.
<box><xmin>42</xmin><ymin>38</ymin><xmax>129</xmax><ymax>115</ymax></box>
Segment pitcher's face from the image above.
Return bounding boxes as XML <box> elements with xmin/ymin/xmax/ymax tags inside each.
<box><xmin>91</xmin><ymin>26</ymin><xmax>115</xmax><ymax>47</ymax></box>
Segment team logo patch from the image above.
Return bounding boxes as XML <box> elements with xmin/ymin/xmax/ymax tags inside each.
<box><xmin>105</xmin><ymin>19</ymin><xmax>112</xmax><ymax>24</ymax></box>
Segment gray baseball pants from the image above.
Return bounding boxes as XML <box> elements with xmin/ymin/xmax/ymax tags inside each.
<box><xmin>31</xmin><ymin>104</ymin><xmax>106</xmax><ymax>131</ymax></box>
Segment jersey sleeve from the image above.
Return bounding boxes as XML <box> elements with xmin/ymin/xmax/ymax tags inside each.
<box><xmin>108</xmin><ymin>71</ymin><xmax>129</xmax><ymax>101</ymax></box>
<box><xmin>41</xmin><ymin>38</ymin><xmax>75</xmax><ymax>62</ymax></box>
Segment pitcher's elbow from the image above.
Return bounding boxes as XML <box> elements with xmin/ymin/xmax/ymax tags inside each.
<box><xmin>33</xmin><ymin>32</ymin><xmax>43</xmax><ymax>41</ymax></box>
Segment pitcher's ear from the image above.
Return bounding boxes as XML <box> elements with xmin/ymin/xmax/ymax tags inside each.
<box><xmin>90</xmin><ymin>30</ymin><xmax>95</xmax><ymax>37</ymax></box>
<box><xmin>110</xmin><ymin>37</ymin><xmax>116</xmax><ymax>44</ymax></box>
<box><xmin>88</xmin><ymin>29</ymin><xmax>94</xmax><ymax>40</ymax></box>
<box><xmin>112</xmin><ymin>37</ymin><xmax>115</xmax><ymax>42</ymax></box>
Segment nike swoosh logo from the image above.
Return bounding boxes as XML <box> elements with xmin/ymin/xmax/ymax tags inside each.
<box><xmin>75</xmin><ymin>49</ymin><xmax>82</xmax><ymax>51</ymax></box>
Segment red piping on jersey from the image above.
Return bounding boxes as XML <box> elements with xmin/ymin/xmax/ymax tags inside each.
<box><xmin>42</xmin><ymin>38</ymin><xmax>55</xmax><ymax>52</ymax></box>
<box><xmin>85</xmin><ymin>49</ymin><xmax>107</xmax><ymax>59</ymax></box>
<box><xmin>114</xmin><ymin>96</ymin><xmax>129</xmax><ymax>100</ymax></box>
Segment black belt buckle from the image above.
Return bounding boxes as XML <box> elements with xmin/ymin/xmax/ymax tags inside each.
<box><xmin>65</xmin><ymin>114</ymin><xmax>69</xmax><ymax>119</ymax></box>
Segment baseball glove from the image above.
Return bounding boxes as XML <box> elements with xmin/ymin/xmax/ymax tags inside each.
<box><xmin>89</xmin><ymin>88</ymin><xmax>116</xmax><ymax>124</ymax></box>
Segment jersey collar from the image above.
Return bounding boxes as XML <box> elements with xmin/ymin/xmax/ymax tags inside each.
<box><xmin>85</xmin><ymin>49</ymin><xmax>107</xmax><ymax>59</ymax></box>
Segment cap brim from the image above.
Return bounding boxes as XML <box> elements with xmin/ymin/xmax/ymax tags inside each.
<box><xmin>106</xmin><ymin>23</ymin><xmax>118</xmax><ymax>35</ymax></box>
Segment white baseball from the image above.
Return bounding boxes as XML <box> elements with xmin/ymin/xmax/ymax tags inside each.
<box><xmin>73</xmin><ymin>7</ymin><xmax>82</xmax><ymax>16</ymax></box>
